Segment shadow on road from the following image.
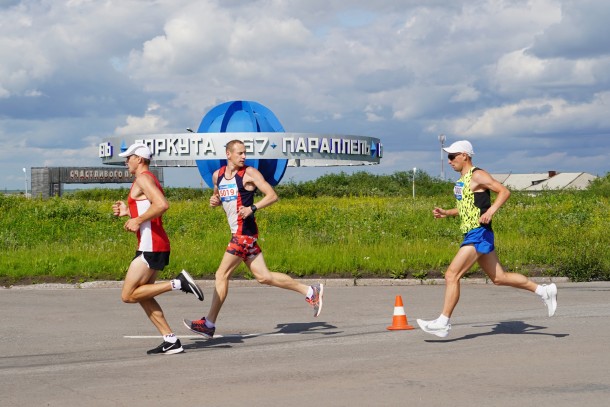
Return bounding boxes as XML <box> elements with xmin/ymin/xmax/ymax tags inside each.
<box><xmin>425</xmin><ymin>320</ymin><xmax>569</xmax><ymax>343</ymax></box>
<box><xmin>274</xmin><ymin>321</ymin><xmax>339</xmax><ymax>335</ymax></box>
<box><xmin>183</xmin><ymin>321</ymin><xmax>340</xmax><ymax>350</ymax></box>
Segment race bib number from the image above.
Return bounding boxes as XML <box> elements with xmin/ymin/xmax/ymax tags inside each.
<box><xmin>218</xmin><ymin>183</ymin><xmax>238</xmax><ymax>202</ymax></box>
<box><xmin>454</xmin><ymin>181</ymin><xmax>464</xmax><ymax>200</ymax></box>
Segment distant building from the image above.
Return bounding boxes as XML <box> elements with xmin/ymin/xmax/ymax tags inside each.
<box><xmin>492</xmin><ymin>171</ymin><xmax>597</xmax><ymax>192</ymax></box>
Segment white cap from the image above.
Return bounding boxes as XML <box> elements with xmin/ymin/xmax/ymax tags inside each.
<box><xmin>118</xmin><ymin>143</ymin><xmax>152</xmax><ymax>159</ymax></box>
<box><xmin>443</xmin><ymin>140</ymin><xmax>474</xmax><ymax>157</ymax></box>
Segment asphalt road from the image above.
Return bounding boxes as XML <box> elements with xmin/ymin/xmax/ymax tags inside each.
<box><xmin>1</xmin><ymin>281</ymin><xmax>609</xmax><ymax>406</ymax></box>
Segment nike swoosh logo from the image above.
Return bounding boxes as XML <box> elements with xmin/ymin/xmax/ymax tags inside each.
<box><xmin>162</xmin><ymin>346</ymin><xmax>174</xmax><ymax>351</ymax></box>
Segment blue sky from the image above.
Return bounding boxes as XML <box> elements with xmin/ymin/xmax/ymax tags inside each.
<box><xmin>1</xmin><ymin>0</ymin><xmax>609</xmax><ymax>190</ymax></box>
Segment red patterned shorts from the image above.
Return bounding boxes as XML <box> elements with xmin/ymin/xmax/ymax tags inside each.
<box><xmin>226</xmin><ymin>234</ymin><xmax>261</xmax><ymax>260</ymax></box>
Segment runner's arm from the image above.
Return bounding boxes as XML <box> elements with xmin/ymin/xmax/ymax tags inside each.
<box><xmin>210</xmin><ymin>170</ymin><xmax>221</xmax><ymax>207</ymax></box>
<box><xmin>433</xmin><ymin>207</ymin><xmax>458</xmax><ymax>218</ymax></box>
<box><xmin>472</xmin><ymin>169</ymin><xmax>510</xmax><ymax>224</ymax></box>
<box><xmin>123</xmin><ymin>174</ymin><xmax>169</xmax><ymax>232</ymax></box>
<box><xmin>238</xmin><ymin>167</ymin><xmax>278</xmax><ymax>218</ymax></box>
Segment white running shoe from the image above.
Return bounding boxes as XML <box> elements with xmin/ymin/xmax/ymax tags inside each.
<box><xmin>417</xmin><ymin>318</ymin><xmax>451</xmax><ymax>338</ymax></box>
<box><xmin>542</xmin><ymin>283</ymin><xmax>558</xmax><ymax>317</ymax></box>
<box><xmin>306</xmin><ymin>283</ymin><xmax>324</xmax><ymax>317</ymax></box>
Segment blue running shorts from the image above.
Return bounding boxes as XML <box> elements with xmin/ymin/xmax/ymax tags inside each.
<box><xmin>461</xmin><ymin>227</ymin><xmax>495</xmax><ymax>254</ymax></box>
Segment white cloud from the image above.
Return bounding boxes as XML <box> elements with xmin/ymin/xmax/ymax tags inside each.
<box><xmin>450</xmin><ymin>85</ymin><xmax>480</xmax><ymax>103</ymax></box>
<box><xmin>1</xmin><ymin>0</ymin><xmax>609</xmax><ymax>190</ymax></box>
<box><xmin>364</xmin><ymin>104</ymin><xmax>384</xmax><ymax>122</ymax></box>
<box><xmin>490</xmin><ymin>49</ymin><xmax>609</xmax><ymax>96</ymax></box>
<box><xmin>529</xmin><ymin>0</ymin><xmax>610</xmax><ymax>59</ymax></box>
<box><xmin>448</xmin><ymin>91</ymin><xmax>610</xmax><ymax>139</ymax></box>
<box><xmin>115</xmin><ymin>106</ymin><xmax>171</xmax><ymax>136</ymax></box>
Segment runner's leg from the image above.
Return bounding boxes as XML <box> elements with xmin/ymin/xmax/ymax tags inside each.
<box><xmin>441</xmin><ymin>245</ymin><xmax>479</xmax><ymax>318</ymax></box>
<box><xmin>121</xmin><ymin>257</ymin><xmax>172</xmax><ymax>335</ymax></box>
<box><xmin>206</xmin><ymin>252</ymin><xmax>244</xmax><ymax>323</ymax></box>
<box><xmin>478</xmin><ymin>251</ymin><xmax>538</xmax><ymax>292</ymax></box>
<box><xmin>247</xmin><ymin>253</ymin><xmax>309</xmax><ymax>296</ymax></box>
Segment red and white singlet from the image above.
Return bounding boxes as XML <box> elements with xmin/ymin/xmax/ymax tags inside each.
<box><xmin>127</xmin><ymin>171</ymin><xmax>171</xmax><ymax>252</ymax></box>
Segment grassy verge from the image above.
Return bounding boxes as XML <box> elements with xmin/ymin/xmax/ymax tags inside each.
<box><xmin>1</xmin><ymin>185</ymin><xmax>608</xmax><ymax>285</ymax></box>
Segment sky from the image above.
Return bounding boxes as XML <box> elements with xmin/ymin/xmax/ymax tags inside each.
<box><xmin>1</xmin><ymin>0</ymin><xmax>609</xmax><ymax>191</ymax></box>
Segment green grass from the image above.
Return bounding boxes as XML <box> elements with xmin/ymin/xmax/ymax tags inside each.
<box><xmin>1</xmin><ymin>172</ymin><xmax>609</xmax><ymax>285</ymax></box>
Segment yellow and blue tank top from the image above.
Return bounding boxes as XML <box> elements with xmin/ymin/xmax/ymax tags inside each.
<box><xmin>454</xmin><ymin>167</ymin><xmax>492</xmax><ymax>234</ymax></box>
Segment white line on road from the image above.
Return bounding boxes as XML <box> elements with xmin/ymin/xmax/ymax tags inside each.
<box><xmin>124</xmin><ymin>333</ymin><xmax>294</xmax><ymax>339</ymax></box>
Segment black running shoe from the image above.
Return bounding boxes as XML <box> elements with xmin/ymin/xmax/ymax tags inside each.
<box><xmin>176</xmin><ymin>269</ymin><xmax>204</xmax><ymax>301</ymax></box>
<box><xmin>147</xmin><ymin>339</ymin><xmax>184</xmax><ymax>355</ymax></box>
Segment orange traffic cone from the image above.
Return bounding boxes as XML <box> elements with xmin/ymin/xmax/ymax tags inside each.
<box><xmin>387</xmin><ymin>295</ymin><xmax>414</xmax><ymax>330</ymax></box>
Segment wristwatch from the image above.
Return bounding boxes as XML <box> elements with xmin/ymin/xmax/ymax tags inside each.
<box><xmin>250</xmin><ymin>205</ymin><xmax>257</xmax><ymax>213</ymax></box>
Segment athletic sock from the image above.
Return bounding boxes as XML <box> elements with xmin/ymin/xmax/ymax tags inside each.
<box><xmin>437</xmin><ymin>314</ymin><xmax>450</xmax><ymax>326</ymax></box>
<box><xmin>164</xmin><ymin>333</ymin><xmax>177</xmax><ymax>344</ymax></box>
<box><xmin>306</xmin><ymin>286</ymin><xmax>314</xmax><ymax>299</ymax></box>
<box><xmin>535</xmin><ymin>285</ymin><xmax>546</xmax><ymax>298</ymax></box>
<box><xmin>171</xmin><ymin>279</ymin><xmax>182</xmax><ymax>291</ymax></box>
<box><xmin>204</xmin><ymin>319</ymin><xmax>215</xmax><ymax>329</ymax></box>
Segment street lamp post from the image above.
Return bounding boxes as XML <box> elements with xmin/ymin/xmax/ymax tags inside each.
<box><xmin>22</xmin><ymin>167</ymin><xmax>27</xmax><ymax>197</ymax></box>
<box><xmin>412</xmin><ymin>167</ymin><xmax>416</xmax><ymax>199</ymax></box>
<box><xmin>438</xmin><ymin>134</ymin><xmax>446</xmax><ymax>180</ymax></box>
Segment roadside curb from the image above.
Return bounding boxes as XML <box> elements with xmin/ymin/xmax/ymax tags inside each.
<box><xmin>2</xmin><ymin>276</ymin><xmax>571</xmax><ymax>290</ymax></box>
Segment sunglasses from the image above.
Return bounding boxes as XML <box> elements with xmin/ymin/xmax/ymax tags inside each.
<box><xmin>447</xmin><ymin>153</ymin><xmax>462</xmax><ymax>160</ymax></box>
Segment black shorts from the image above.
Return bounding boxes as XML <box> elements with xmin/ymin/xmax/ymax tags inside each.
<box><xmin>134</xmin><ymin>251</ymin><xmax>170</xmax><ymax>271</ymax></box>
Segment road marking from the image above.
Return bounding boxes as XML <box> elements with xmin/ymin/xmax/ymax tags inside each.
<box><xmin>124</xmin><ymin>333</ymin><xmax>293</xmax><ymax>339</ymax></box>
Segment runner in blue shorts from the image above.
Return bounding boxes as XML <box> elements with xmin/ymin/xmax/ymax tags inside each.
<box><xmin>416</xmin><ymin>140</ymin><xmax>558</xmax><ymax>338</ymax></box>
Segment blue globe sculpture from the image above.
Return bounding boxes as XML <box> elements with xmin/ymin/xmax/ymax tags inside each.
<box><xmin>195</xmin><ymin>100</ymin><xmax>288</xmax><ymax>188</ymax></box>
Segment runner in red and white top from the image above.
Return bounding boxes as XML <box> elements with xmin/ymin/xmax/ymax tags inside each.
<box><xmin>183</xmin><ymin>140</ymin><xmax>324</xmax><ymax>340</ymax></box>
<box><xmin>112</xmin><ymin>143</ymin><xmax>204</xmax><ymax>356</ymax></box>
<box><xmin>127</xmin><ymin>170</ymin><xmax>171</xmax><ymax>252</ymax></box>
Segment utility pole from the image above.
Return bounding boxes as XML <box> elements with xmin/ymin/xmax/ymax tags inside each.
<box><xmin>438</xmin><ymin>134</ymin><xmax>446</xmax><ymax>179</ymax></box>
<box><xmin>412</xmin><ymin>167</ymin><xmax>416</xmax><ymax>199</ymax></box>
<box><xmin>23</xmin><ymin>167</ymin><xmax>28</xmax><ymax>197</ymax></box>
